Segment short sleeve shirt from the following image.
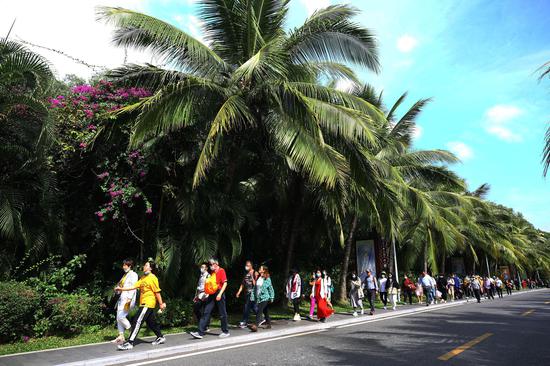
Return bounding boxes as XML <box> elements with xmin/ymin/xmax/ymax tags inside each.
<box><xmin>242</xmin><ymin>271</ymin><xmax>255</xmax><ymax>293</ymax></box>
<box><xmin>133</xmin><ymin>273</ymin><xmax>161</xmax><ymax>308</ymax></box>
<box><xmin>215</xmin><ymin>268</ymin><xmax>228</xmax><ymax>289</ymax></box>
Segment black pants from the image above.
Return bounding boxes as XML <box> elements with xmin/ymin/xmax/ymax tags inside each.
<box><xmin>199</xmin><ymin>292</ymin><xmax>228</xmax><ymax>335</ymax></box>
<box><xmin>439</xmin><ymin>288</ymin><xmax>448</xmax><ymax>301</ymax></box>
<box><xmin>129</xmin><ymin>306</ymin><xmax>163</xmax><ymax>344</ymax></box>
<box><xmin>496</xmin><ymin>287</ymin><xmax>503</xmax><ymax>298</ymax></box>
<box><xmin>506</xmin><ymin>287</ymin><xmax>513</xmax><ymax>295</ymax></box>
<box><xmin>380</xmin><ymin>291</ymin><xmax>387</xmax><ymax>306</ymax></box>
<box><xmin>256</xmin><ymin>301</ymin><xmax>271</xmax><ymax>325</ymax></box>
<box><xmin>367</xmin><ymin>289</ymin><xmax>376</xmax><ymax>312</ymax></box>
<box><xmin>473</xmin><ymin>288</ymin><xmax>481</xmax><ymax>303</ymax></box>
<box><xmin>485</xmin><ymin>288</ymin><xmax>494</xmax><ymax>300</ymax></box>
<box><xmin>403</xmin><ymin>289</ymin><xmax>413</xmax><ymax>305</ymax></box>
<box><xmin>291</xmin><ymin>297</ymin><xmax>301</xmax><ymax>314</ymax></box>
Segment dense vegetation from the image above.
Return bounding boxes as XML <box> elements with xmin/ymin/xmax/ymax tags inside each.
<box><xmin>1</xmin><ymin>1</ymin><xmax>549</xmax><ymax>343</ymax></box>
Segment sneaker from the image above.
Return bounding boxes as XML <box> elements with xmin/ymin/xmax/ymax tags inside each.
<box><xmin>219</xmin><ymin>332</ymin><xmax>230</xmax><ymax>338</ymax></box>
<box><xmin>190</xmin><ymin>332</ymin><xmax>203</xmax><ymax>339</ymax></box>
<box><xmin>152</xmin><ymin>336</ymin><xmax>165</xmax><ymax>345</ymax></box>
<box><xmin>238</xmin><ymin>322</ymin><xmax>247</xmax><ymax>329</ymax></box>
<box><xmin>383</xmin><ymin>306</ymin><xmax>387</xmax><ymax>310</ymax></box>
<box><xmin>265</xmin><ymin>324</ymin><xmax>271</xmax><ymax>329</ymax></box>
<box><xmin>369</xmin><ymin>311</ymin><xmax>374</xmax><ymax>315</ymax></box>
<box><xmin>392</xmin><ymin>306</ymin><xmax>396</xmax><ymax>310</ymax></box>
<box><xmin>258</xmin><ymin>319</ymin><xmax>266</xmax><ymax>327</ymax></box>
<box><xmin>117</xmin><ymin>342</ymin><xmax>133</xmax><ymax>351</ymax></box>
<box><xmin>305</xmin><ymin>315</ymin><xmax>313</xmax><ymax>320</ymax></box>
<box><xmin>293</xmin><ymin>313</ymin><xmax>301</xmax><ymax>321</ymax></box>
<box><xmin>111</xmin><ymin>335</ymin><xmax>124</xmax><ymax>344</ymax></box>
<box><xmin>360</xmin><ymin>309</ymin><xmax>365</xmax><ymax>315</ymax></box>
<box><xmin>352</xmin><ymin>311</ymin><xmax>358</xmax><ymax>317</ymax></box>
<box><xmin>319</xmin><ymin>318</ymin><xmax>326</xmax><ymax>323</ymax></box>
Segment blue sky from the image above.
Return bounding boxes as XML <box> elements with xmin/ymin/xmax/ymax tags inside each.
<box><xmin>146</xmin><ymin>0</ymin><xmax>550</xmax><ymax>230</ymax></box>
<box><xmin>4</xmin><ymin>0</ymin><xmax>549</xmax><ymax>230</ymax></box>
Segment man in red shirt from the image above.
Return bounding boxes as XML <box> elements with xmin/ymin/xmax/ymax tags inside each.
<box><xmin>191</xmin><ymin>258</ymin><xmax>230</xmax><ymax>339</ymax></box>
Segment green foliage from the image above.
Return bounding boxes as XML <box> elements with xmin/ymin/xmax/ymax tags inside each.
<box><xmin>44</xmin><ymin>293</ymin><xmax>106</xmax><ymax>335</ymax></box>
<box><xmin>156</xmin><ymin>298</ymin><xmax>193</xmax><ymax>328</ymax></box>
<box><xmin>0</xmin><ymin>281</ymin><xmax>40</xmax><ymax>342</ymax></box>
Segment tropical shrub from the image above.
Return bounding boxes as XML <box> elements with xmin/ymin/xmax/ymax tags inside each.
<box><xmin>0</xmin><ymin>281</ymin><xmax>40</xmax><ymax>342</ymax></box>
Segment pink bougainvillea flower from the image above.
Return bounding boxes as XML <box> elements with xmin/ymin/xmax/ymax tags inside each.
<box><xmin>146</xmin><ymin>207</ymin><xmax>152</xmax><ymax>214</ymax></box>
<box><xmin>79</xmin><ymin>142</ymin><xmax>87</xmax><ymax>149</ymax></box>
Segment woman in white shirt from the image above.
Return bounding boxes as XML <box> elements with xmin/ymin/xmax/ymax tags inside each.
<box><xmin>112</xmin><ymin>259</ymin><xmax>138</xmax><ymax>344</ymax></box>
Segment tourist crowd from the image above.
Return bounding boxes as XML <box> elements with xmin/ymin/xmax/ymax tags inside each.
<box><xmin>110</xmin><ymin>258</ymin><xmax>545</xmax><ymax>351</ymax></box>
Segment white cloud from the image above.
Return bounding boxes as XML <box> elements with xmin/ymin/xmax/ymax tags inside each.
<box><xmin>396</xmin><ymin>34</ymin><xmax>418</xmax><ymax>53</ymax></box>
<box><xmin>1</xmin><ymin>1</ymin><xmax>150</xmax><ymax>79</ymax></box>
<box><xmin>173</xmin><ymin>13</ymin><xmax>208</xmax><ymax>45</ymax></box>
<box><xmin>334</xmin><ymin>78</ymin><xmax>356</xmax><ymax>92</ymax></box>
<box><xmin>299</xmin><ymin>0</ymin><xmax>331</xmax><ymax>16</ymax></box>
<box><xmin>484</xmin><ymin>104</ymin><xmax>523</xmax><ymax>142</ymax></box>
<box><xmin>411</xmin><ymin>125</ymin><xmax>422</xmax><ymax>140</ymax></box>
<box><xmin>447</xmin><ymin>141</ymin><xmax>473</xmax><ymax>160</ymax></box>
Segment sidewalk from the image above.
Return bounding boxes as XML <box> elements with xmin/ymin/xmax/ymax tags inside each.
<box><xmin>0</xmin><ymin>289</ymin><xmax>545</xmax><ymax>366</ymax></box>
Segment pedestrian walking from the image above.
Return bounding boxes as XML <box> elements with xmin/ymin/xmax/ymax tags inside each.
<box><xmin>437</xmin><ymin>274</ymin><xmax>448</xmax><ymax>303</ymax></box>
<box><xmin>463</xmin><ymin>275</ymin><xmax>472</xmax><ymax>301</ymax></box>
<box><xmin>307</xmin><ymin>272</ymin><xmax>317</xmax><ymax>320</ymax></box>
<box><xmin>323</xmin><ymin>270</ymin><xmax>334</xmax><ymax>302</ymax></box>
<box><xmin>191</xmin><ymin>258</ymin><xmax>230</xmax><ymax>339</ymax></box>
<box><xmin>421</xmin><ymin>272</ymin><xmax>435</xmax><ymax>306</ymax></box>
<box><xmin>349</xmin><ymin>272</ymin><xmax>364</xmax><ymax>316</ymax></box>
<box><xmin>471</xmin><ymin>276</ymin><xmax>482</xmax><ymax>303</ymax></box>
<box><xmin>447</xmin><ymin>275</ymin><xmax>455</xmax><ymax>301</ymax></box>
<box><xmin>378</xmin><ymin>272</ymin><xmax>388</xmax><ymax>310</ymax></box>
<box><xmin>387</xmin><ymin>273</ymin><xmax>399</xmax><ymax>310</ymax></box>
<box><xmin>116</xmin><ymin>260</ymin><xmax>166</xmax><ymax>350</ymax></box>
<box><xmin>453</xmin><ymin>273</ymin><xmax>462</xmax><ymax>299</ymax></box>
<box><xmin>484</xmin><ymin>277</ymin><xmax>494</xmax><ymax>300</ymax></box>
<box><xmin>495</xmin><ymin>277</ymin><xmax>504</xmax><ymax>298</ymax></box>
<box><xmin>236</xmin><ymin>261</ymin><xmax>259</xmax><ymax>328</ymax></box>
<box><xmin>505</xmin><ymin>279</ymin><xmax>513</xmax><ymax>295</ymax></box>
<box><xmin>402</xmin><ymin>275</ymin><xmax>415</xmax><ymax>305</ymax></box>
<box><xmin>312</xmin><ymin>269</ymin><xmax>334</xmax><ymax>322</ymax></box>
<box><xmin>249</xmin><ymin>265</ymin><xmax>275</xmax><ymax>332</ymax></box>
<box><xmin>286</xmin><ymin>269</ymin><xmax>302</xmax><ymax>321</ymax></box>
<box><xmin>192</xmin><ymin>262</ymin><xmax>210</xmax><ymax>329</ymax></box>
<box><xmin>415</xmin><ymin>275</ymin><xmax>424</xmax><ymax>304</ymax></box>
<box><xmin>111</xmin><ymin>259</ymin><xmax>138</xmax><ymax>344</ymax></box>
<box><xmin>364</xmin><ymin>269</ymin><xmax>378</xmax><ymax>315</ymax></box>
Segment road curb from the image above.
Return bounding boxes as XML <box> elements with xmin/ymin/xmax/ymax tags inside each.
<box><xmin>57</xmin><ymin>288</ymin><xmax>547</xmax><ymax>366</ymax></box>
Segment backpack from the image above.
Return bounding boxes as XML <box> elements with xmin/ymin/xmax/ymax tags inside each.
<box><xmin>204</xmin><ymin>272</ymin><xmax>219</xmax><ymax>295</ymax></box>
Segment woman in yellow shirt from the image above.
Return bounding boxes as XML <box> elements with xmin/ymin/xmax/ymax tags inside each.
<box><xmin>115</xmin><ymin>260</ymin><xmax>167</xmax><ymax>351</ymax></box>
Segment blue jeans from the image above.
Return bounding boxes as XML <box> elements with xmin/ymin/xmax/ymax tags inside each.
<box><xmin>199</xmin><ymin>292</ymin><xmax>228</xmax><ymax>335</ymax></box>
<box><xmin>241</xmin><ymin>293</ymin><xmax>257</xmax><ymax>324</ymax></box>
<box><xmin>424</xmin><ymin>286</ymin><xmax>434</xmax><ymax>303</ymax></box>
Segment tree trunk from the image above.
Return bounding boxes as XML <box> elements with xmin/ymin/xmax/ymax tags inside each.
<box><xmin>423</xmin><ymin>241</ymin><xmax>428</xmax><ymax>273</ymax></box>
<box><xmin>338</xmin><ymin>213</ymin><xmax>358</xmax><ymax>303</ymax></box>
<box><xmin>283</xmin><ymin>178</ymin><xmax>303</xmax><ymax>290</ymax></box>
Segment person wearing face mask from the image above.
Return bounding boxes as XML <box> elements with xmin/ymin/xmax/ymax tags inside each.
<box><xmin>249</xmin><ymin>265</ymin><xmax>275</xmax><ymax>332</ymax></box>
<box><xmin>378</xmin><ymin>271</ymin><xmax>388</xmax><ymax>310</ymax></box>
<box><xmin>236</xmin><ymin>260</ymin><xmax>259</xmax><ymax>328</ymax></box>
<box><xmin>191</xmin><ymin>258</ymin><xmax>230</xmax><ymax>339</ymax></box>
<box><xmin>402</xmin><ymin>274</ymin><xmax>415</xmax><ymax>305</ymax></box>
<box><xmin>311</xmin><ymin>269</ymin><xmax>334</xmax><ymax>322</ymax></box>
<box><xmin>116</xmin><ymin>260</ymin><xmax>166</xmax><ymax>350</ymax></box>
<box><xmin>111</xmin><ymin>259</ymin><xmax>138</xmax><ymax>344</ymax></box>
<box><xmin>286</xmin><ymin>269</ymin><xmax>302</xmax><ymax>321</ymax></box>
<box><xmin>364</xmin><ymin>269</ymin><xmax>378</xmax><ymax>315</ymax></box>
<box><xmin>349</xmin><ymin>272</ymin><xmax>364</xmax><ymax>316</ymax></box>
<box><xmin>193</xmin><ymin>262</ymin><xmax>210</xmax><ymax>327</ymax></box>
<box><xmin>387</xmin><ymin>273</ymin><xmax>399</xmax><ymax>310</ymax></box>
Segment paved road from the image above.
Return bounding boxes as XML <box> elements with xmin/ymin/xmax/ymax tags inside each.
<box><xmin>120</xmin><ymin>290</ymin><xmax>550</xmax><ymax>366</ymax></box>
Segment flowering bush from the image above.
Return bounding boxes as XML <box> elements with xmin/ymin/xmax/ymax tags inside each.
<box><xmin>49</xmin><ymin>81</ymin><xmax>153</xmax><ymax>222</ymax></box>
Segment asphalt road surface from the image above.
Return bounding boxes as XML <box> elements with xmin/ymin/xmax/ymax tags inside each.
<box><xmin>119</xmin><ymin>290</ymin><xmax>550</xmax><ymax>366</ymax></box>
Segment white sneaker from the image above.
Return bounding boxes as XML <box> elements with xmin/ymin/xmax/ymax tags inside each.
<box><xmin>293</xmin><ymin>313</ymin><xmax>301</xmax><ymax>321</ymax></box>
<box><xmin>219</xmin><ymin>332</ymin><xmax>230</xmax><ymax>338</ymax></box>
<box><xmin>360</xmin><ymin>309</ymin><xmax>365</xmax><ymax>315</ymax></box>
<box><xmin>190</xmin><ymin>332</ymin><xmax>203</xmax><ymax>339</ymax></box>
<box><xmin>152</xmin><ymin>336</ymin><xmax>165</xmax><ymax>345</ymax></box>
<box><xmin>258</xmin><ymin>320</ymin><xmax>266</xmax><ymax>327</ymax></box>
<box><xmin>353</xmin><ymin>311</ymin><xmax>358</xmax><ymax>317</ymax></box>
<box><xmin>238</xmin><ymin>322</ymin><xmax>247</xmax><ymax>329</ymax></box>
<box><xmin>392</xmin><ymin>306</ymin><xmax>396</xmax><ymax>310</ymax></box>
<box><xmin>383</xmin><ymin>306</ymin><xmax>387</xmax><ymax>310</ymax></box>
<box><xmin>117</xmin><ymin>342</ymin><xmax>133</xmax><ymax>351</ymax></box>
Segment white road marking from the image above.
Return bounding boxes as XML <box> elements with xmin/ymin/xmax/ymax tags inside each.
<box><xmin>124</xmin><ymin>329</ymin><xmax>327</xmax><ymax>366</ymax></box>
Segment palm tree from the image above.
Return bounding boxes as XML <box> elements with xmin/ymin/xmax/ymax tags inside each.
<box><xmin>0</xmin><ymin>38</ymin><xmax>62</xmax><ymax>274</ymax></box>
<box><xmin>98</xmin><ymin>2</ymin><xmax>385</xmax><ymax>277</ymax></box>
<box><xmin>539</xmin><ymin>61</ymin><xmax>550</xmax><ymax>176</ymax></box>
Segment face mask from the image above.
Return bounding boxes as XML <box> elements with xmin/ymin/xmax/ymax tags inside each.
<box><xmin>245</xmin><ymin>266</ymin><xmax>251</xmax><ymax>271</ymax></box>
<box><xmin>382</xmin><ymin>275</ymin><xmax>386</xmax><ymax>278</ymax></box>
<box><xmin>144</xmin><ymin>270</ymin><xmax>151</xmax><ymax>275</ymax></box>
<box><xmin>124</xmin><ymin>268</ymin><xmax>130</xmax><ymax>273</ymax></box>
<box><xmin>200</xmin><ymin>268</ymin><xmax>207</xmax><ymax>274</ymax></box>
<box><xmin>210</xmin><ymin>266</ymin><xmax>214</xmax><ymax>271</ymax></box>
<box><xmin>316</xmin><ymin>273</ymin><xmax>321</xmax><ymax>278</ymax></box>
<box><xmin>352</xmin><ymin>275</ymin><xmax>357</xmax><ymax>279</ymax></box>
